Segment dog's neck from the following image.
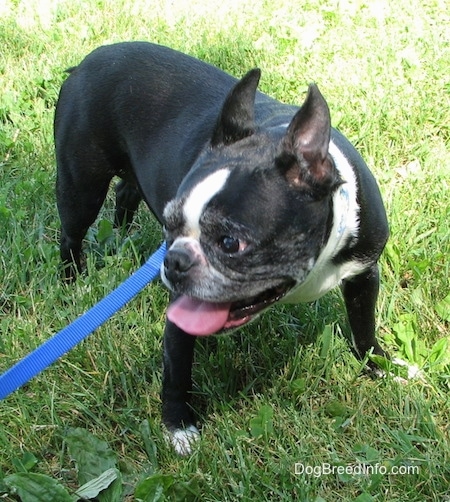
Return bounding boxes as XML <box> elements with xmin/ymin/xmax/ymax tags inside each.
<box><xmin>282</xmin><ymin>138</ymin><xmax>363</xmax><ymax>304</ymax></box>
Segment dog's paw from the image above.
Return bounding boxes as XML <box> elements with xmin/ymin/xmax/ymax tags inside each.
<box><xmin>371</xmin><ymin>357</ymin><xmax>424</xmax><ymax>383</ymax></box>
<box><xmin>167</xmin><ymin>425</ymin><xmax>200</xmax><ymax>456</ymax></box>
<box><xmin>390</xmin><ymin>357</ymin><xmax>424</xmax><ymax>383</ymax></box>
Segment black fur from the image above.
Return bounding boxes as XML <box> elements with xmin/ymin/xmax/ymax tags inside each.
<box><xmin>55</xmin><ymin>42</ymin><xmax>389</xmax><ymax>445</ymax></box>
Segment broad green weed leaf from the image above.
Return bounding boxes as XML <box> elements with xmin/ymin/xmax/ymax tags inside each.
<box><xmin>290</xmin><ymin>377</ymin><xmax>306</xmax><ymax>396</ymax></box>
<box><xmin>392</xmin><ymin>315</ymin><xmax>416</xmax><ymax>361</ymax></box>
<box><xmin>335</xmin><ymin>462</ymin><xmax>353</xmax><ymax>483</ymax></box>
<box><xmin>352</xmin><ymin>444</ymin><xmax>380</xmax><ymax>462</ymax></box>
<box><xmin>75</xmin><ymin>468</ymin><xmax>121</xmax><ymax>501</ymax></box>
<box><xmin>324</xmin><ymin>400</ymin><xmax>350</xmax><ymax>418</ymax></box>
<box><xmin>428</xmin><ymin>337</ymin><xmax>450</xmax><ymax>367</ymax></box>
<box><xmin>65</xmin><ymin>428</ymin><xmax>117</xmax><ymax>486</ymax></box>
<box><xmin>392</xmin><ymin>314</ymin><xmax>427</xmax><ymax>364</ymax></box>
<box><xmin>97</xmin><ymin>219</ymin><xmax>114</xmax><ymax>244</ymax></box>
<box><xmin>134</xmin><ymin>473</ymin><xmax>175</xmax><ymax>501</ymax></box>
<box><xmin>98</xmin><ymin>472</ymin><xmax>123</xmax><ymax>502</ymax></box>
<box><xmin>250</xmin><ymin>405</ymin><xmax>274</xmax><ymax>438</ymax></box>
<box><xmin>4</xmin><ymin>472</ymin><xmax>72</xmax><ymax>502</ymax></box>
<box><xmin>385</xmin><ymin>241</ymin><xmax>401</xmax><ymax>275</ymax></box>
<box><xmin>135</xmin><ymin>473</ymin><xmax>198</xmax><ymax>502</ymax></box>
<box><xmin>368</xmin><ymin>354</ymin><xmax>390</xmax><ymax>371</ymax></box>
<box><xmin>436</xmin><ymin>293</ymin><xmax>450</xmax><ymax>321</ymax></box>
<box><xmin>165</xmin><ymin>478</ymin><xmax>199</xmax><ymax>502</ymax></box>
<box><xmin>354</xmin><ymin>492</ymin><xmax>375</xmax><ymax>502</ymax></box>
<box><xmin>11</xmin><ymin>452</ymin><xmax>38</xmax><ymax>473</ymax></box>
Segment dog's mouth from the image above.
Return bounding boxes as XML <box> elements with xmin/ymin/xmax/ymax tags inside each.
<box><xmin>167</xmin><ymin>281</ymin><xmax>294</xmax><ymax>336</ymax></box>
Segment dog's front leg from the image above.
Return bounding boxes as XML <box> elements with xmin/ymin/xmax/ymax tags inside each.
<box><xmin>162</xmin><ymin>320</ymin><xmax>199</xmax><ymax>455</ymax></box>
<box><xmin>341</xmin><ymin>264</ymin><xmax>388</xmax><ymax>372</ymax></box>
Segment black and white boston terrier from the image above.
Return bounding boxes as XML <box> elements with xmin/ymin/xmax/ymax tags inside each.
<box><xmin>54</xmin><ymin>41</ymin><xmax>389</xmax><ymax>454</ymax></box>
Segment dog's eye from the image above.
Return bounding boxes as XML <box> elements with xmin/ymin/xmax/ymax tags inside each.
<box><xmin>218</xmin><ymin>236</ymin><xmax>244</xmax><ymax>254</ymax></box>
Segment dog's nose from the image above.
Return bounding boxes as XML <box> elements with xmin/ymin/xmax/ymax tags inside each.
<box><xmin>163</xmin><ymin>248</ymin><xmax>196</xmax><ymax>283</ymax></box>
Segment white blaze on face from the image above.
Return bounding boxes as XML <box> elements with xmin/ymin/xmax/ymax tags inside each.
<box><xmin>182</xmin><ymin>168</ymin><xmax>231</xmax><ymax>238</ymax></box>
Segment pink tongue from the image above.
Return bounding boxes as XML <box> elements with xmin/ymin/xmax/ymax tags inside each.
<box><xmin>167</xmin><ymin>296</ymin><xmax>232</xmax><ymax>336</ymax></box>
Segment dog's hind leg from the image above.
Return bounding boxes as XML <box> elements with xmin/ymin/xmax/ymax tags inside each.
<box><xmin>56</xmin><ymin>155</ymin><xmax>112</xmax><ymax>281</ymax></box>
<box><xmin>114</xmin><ymin>179</ymin><xmax>142</xmax><ymax>230</ymax></box>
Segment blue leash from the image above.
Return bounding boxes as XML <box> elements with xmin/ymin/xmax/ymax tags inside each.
<box><xmin>0</xmin><ymin>242</ymin><xmax>167</xmax><ymax>400</ymax></box>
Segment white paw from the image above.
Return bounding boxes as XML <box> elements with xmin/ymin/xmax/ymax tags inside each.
<box><xmin>168</xmin><ymin>425</ymin><xmax>200</xmax><ymax>456</ymax></box>
<box><xmin>373</xmin><ymin>357</ymin><xmax>425</xmax><ymax>383</ymax></box>
<box><xmin>391</xmin><ymin>357</ymin><xmax>425</xmax><ymax>382</ymax></box>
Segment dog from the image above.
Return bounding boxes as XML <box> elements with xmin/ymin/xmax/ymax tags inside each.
<box><xmin>54</xmin><ymin>41</ymin><xmax>389</xmax><ymax>455</ymax></box>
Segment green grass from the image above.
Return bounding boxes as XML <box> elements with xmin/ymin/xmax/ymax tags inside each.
<box><xmin>1</xmin><ymin>0</ymin><xmax>449</xmax><ymax>500</ymax></box>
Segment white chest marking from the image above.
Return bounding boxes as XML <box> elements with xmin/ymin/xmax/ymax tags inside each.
<box><xmin>283</xmin><ymin>139</ymin><xmax>366</xmax><ymax>303</ymax></box>
<box><xmin>183</xmin><ymin>169</ymin><xmax>230</xmax><ymax>238</ymax></box>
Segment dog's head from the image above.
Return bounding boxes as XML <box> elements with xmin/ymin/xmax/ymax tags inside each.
<box><xmin>161</xmin><ymin>70</ymin><xmax>342</xmax><ymax>335</ymax></box>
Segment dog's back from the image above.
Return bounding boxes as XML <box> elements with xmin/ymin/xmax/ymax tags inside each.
<box><xmin>55</xmin><ymin>42</ymin><xmax>240</xmax><ymax>220</ymax></box>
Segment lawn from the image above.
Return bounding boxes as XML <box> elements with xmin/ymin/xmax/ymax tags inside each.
<box><xmin>0</xmin><ymin>0</ymin><xmax>449</xmax><ymax>500</ymax></box>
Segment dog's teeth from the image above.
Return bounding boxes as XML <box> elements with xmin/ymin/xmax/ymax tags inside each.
<box><xmin>169</xmin><ymin>425</ymin><xmax>200</xmax><ymax>456</ymax></box>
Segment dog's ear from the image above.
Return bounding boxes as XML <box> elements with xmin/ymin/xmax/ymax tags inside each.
<box><xmin>211</xmin><ymin>68</ymin><xmax>261</xmax><ymax>146</ymax></box>
<box><xmin>277</xmin><ymin>84</ymin><xmax>341</xmax><ymax>194</ymax></box>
